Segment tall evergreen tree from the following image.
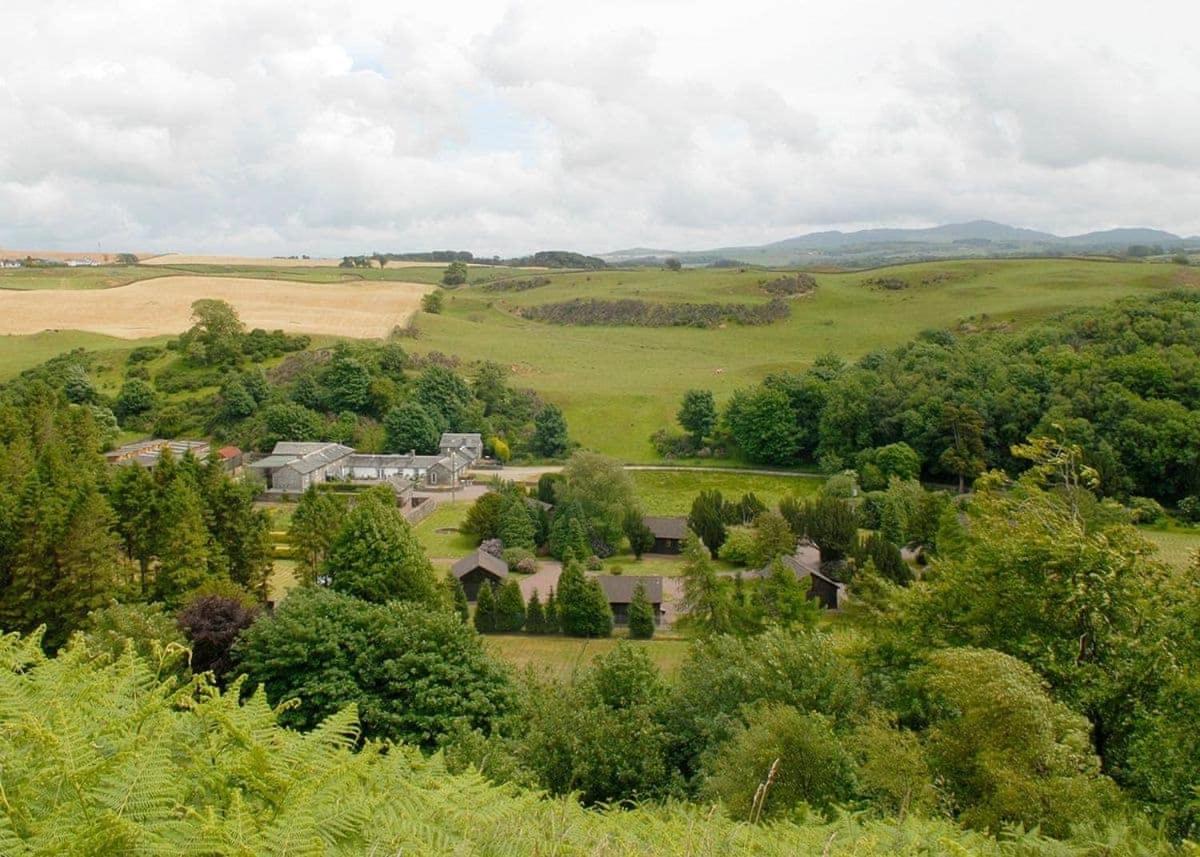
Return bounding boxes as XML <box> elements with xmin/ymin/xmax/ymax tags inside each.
<box><xmin>473</xmin><ymin>581</ymin><xmax>498</xmax><ymax>633</ymax></box>
<box><xmin>324</xmin><ymin>488</ymin><xmax>438</xmax><ymax>605</ymax></box>
<box><xmin>525</xmin><ymin>589</ymin><xmax>546</xmax><ymax>634</ymax></box>
<box><xmin>543</xmin><ymin>588</ymin><xmax>560</xmax><ymax>634</ymax></box>
<box><xmin>498</xmin><ymin>494</ymin><xmax>537</xmax><ymax>550</ymax></box>
<box><xmin>494</xmin><ymin>579</ymin><xmax>527</xmax><ymax>632</ymax></box>
<box><xmin>447</xmin><ymin>574</ymin><xmax>470</xmax><ymax>623</ymax></box>
<box><xmin>155</xmin><ymin>478</ymin><xmax>219</xmax><ymax>609</ymax></box>
<box><xmin>628</xmin><ymin>581</ymin><xmax>656</xmax><ymax>640</ymax></box>
<box><xmin>679</xmin><ymin>533</ymin><xmax>733</xmax><ymax>636</ymax></box>
<box><xmin>688</xmin><ymin>490</ymin><xmax>727</xmax><ymax>559</ymax></box>
<box><xmin>557</xmin><ymin>562</ymin><xmax>612</xmax><ymax>638</ymax></box>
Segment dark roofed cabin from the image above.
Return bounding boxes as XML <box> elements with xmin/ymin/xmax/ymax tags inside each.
<box><xmin>643</xmin><ymin>516</ymin><xmax>687</xmax><ymax>555</ymax></box>
<box><xmin>595</xmin><ymin>575</ymin><xmax>664</xmax><ymax>626</ymax></box>
<box><xmin>451</xmin><ymin>550</ymin><xmax>509</xmax><ymax>601</ymax></box>
<box><xmin>758</xmin><ymin>555</ymin><xmax>845</xmax><ymax>610</ymax></box>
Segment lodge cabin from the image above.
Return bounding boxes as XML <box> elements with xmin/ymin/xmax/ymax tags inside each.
<box><xmin>595</xmin><ymin>574</ymin><xmax>664</xmax><ymax>625</ymax></box>
<box><xmin>643</xmin><ymin>516</ymin><xmax>687</xmax><ymax>554</ymax></box>
<box><xmin>452</xmin><ymin>550</ymin><xmax>509</xmax><ymax>601</ymax></box>
<box><xmin>757</xmin><ymin>555</ymin><xmax>846</xmax><ymax>609</ymax></box>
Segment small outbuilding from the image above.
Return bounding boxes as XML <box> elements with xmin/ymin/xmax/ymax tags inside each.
<box><xmin>451</xmin><ymin>550</ymin><xmax>509</xmax><ymax>601</ymax></box>
<box><xmin>595</xmin><ymin>575</ymin><xmax>664</xmax><ymax>625</ymax></box>
<box><xmin>642</xmin><ymin>516</ymin><xmax>687</xmax><ymax>554</ymax></box>
<box><xmin>757</xmin><ymin>555</ymin><xmax>845</xmax><ymax>610</ymax></box>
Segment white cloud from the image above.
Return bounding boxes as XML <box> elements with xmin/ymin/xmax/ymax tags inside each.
<box><xmin>0</xmin><ymin>0</ymin><xmax>1197</xmax><ymax>256</ymax></box>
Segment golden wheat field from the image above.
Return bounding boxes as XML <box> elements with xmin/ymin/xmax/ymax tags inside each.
<box><xmin>139</xmin><ymin>254</ymin><xmax>510</xmax><ymax>268</ymax></box>
<box><xmin>0</xmin><ymin>275</ymin><xmax>431</xmax><ymax>338</ymax></box>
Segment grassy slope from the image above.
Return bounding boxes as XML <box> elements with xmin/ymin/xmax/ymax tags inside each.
<box><xmin>630</xmin><ymin>469</ymin><xmax>821</xmax><ymax>514</ymax></box>
<box><xmin>411</xmin><ymin>259</ymin><xmax>1189</xmax><ymax>459</ymax></box>
<box><xmin>0</xmin><ymin>258</ymin><xmax>1190</xmax><ymax>461</ymax></box>
<box><xmin>1142</xmin><ymin>526</ymin><xmax>1200</xmax><ymax>570</ymax></box>
<box><xmin>485</xmin><ymin>634</ymin><xmax>690</xmax><ymax>678</ymax></box>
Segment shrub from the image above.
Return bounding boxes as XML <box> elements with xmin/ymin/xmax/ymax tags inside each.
<box><xmin>586</xmin><ymin>555</ymin><xmax>603</xmax><ymax>571</ymax></box>
<box><xmin>1177</xmin><ymin>495</ymin><xmax>1200</xmax><ymax>523</ymax></box>
<box><xmin>519</xmin><ymin>298</ymin><xmax>790</xmax><ymax>329</ymax></box>
<box><xmin>760</xmin><ymin>273</ymin><xmax>817</xmax><ymax>296</ymax></box>
<box><xmin>1127</xmin><ymin>496</ymin><xmax>1165</xmax><ymax>524</ymax></box>
<box><xmin>502</xmin><ymin>547</ymin><xmax>535</xmax><ymax>570</ymax></box>
<box><xmin>717</xmin><ymin>526</ymin><xmax>756</xmax><ymax>565</ymax></box>
<box><xmin>628</xmin><ymin>582</ymin><xmax>656</xmax><ymax>640</ymax></box>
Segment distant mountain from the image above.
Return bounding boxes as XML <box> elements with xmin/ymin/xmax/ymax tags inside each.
<box><xmin>600</xmin><ymin>220</ymin><xmax>1193</xmax><ymax>267</ymax></box>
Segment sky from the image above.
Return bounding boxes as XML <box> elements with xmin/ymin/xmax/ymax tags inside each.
<box><xmin>1</xmin><ymin>0</ymin><xmax>1198</xmax><ymax>256</ymax></box>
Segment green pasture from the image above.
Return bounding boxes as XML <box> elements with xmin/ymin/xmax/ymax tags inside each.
<box><xmin>1142</xmin><ymin>526</ymin><xmax>1200</xmax><ymax>570</ymax></box>
<box><xmin>630</xmin><ymin>469</ymin><xmax>822</xmax><ymax>515</ymax></box>
<box><xmin>413</xmin><ymin>501</ymin><xmax>476</xmax><ymax>558</ymax></box>
<box><xmin>485</xmin><ymin>633</ymin><xmax>691</xmax><ymax>678</ymax></box>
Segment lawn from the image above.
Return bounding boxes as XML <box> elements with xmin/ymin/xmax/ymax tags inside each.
<box><xmin>1142</xmin><ymin>527</ymin><xmax>1200</xmax><ymax>570</ymax></box>
<box><xmin>413</xmin><ymin>501</ymin><xmax>477</xmax><ymax>558</ymax></box>
<box><xmin>630</xmin><ymin>469</ymin><xmax>822</xmax><ymax>515</ymax></box>
<box><xmin>268</xmin><ymin>558</ymin><xmax>298</xmax><ymax>603</ymax></box>
<box><xmin>601</xmin><ymin>555</ymin><xmax>689</xmax><ymax>577</ymax></box>
<box><xmin>485</xmin><ymin>633</ymin><xmax>691</xmax><ymax>678</ymax></box>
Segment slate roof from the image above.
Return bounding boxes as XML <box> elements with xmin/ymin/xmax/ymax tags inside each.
<box><xmin>248</xmin><ymin>442</ymin><xmax>354</xmax><ymax>474</ymax></box>
<box><xmin>643</xmin><ymin>516</ymin><xmax>688</xmax><ymax>540</ymax></box>
<box><xmin>451</xmin><ymin>550</ymin><xmax>509</xmax><ymax>580</ymax></box>
<box><xmin>595</xmin><ymin>574</ymin><xmax>663</xmax><ymax>605</ymax></box>
<box><xmin>757</xmin><ymin>555</ymin><xmax>844</xmax><ymax>590</ymax></box>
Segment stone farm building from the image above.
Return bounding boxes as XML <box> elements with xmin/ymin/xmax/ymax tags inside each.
<box><xmin>643</xmin><ymin>516</ymin><xmax>687</xmax><ymax>554</ymax></box>
<box><xmin>248</xmin><ymin>433</ymin><xmax>482</xmax><ymax>494</ymax></box>
<box><xmin>595</xmin><ymin>575</ymin><xmax>664</xmax><ymax>625</ymax></box>
<box><xmin>757</xmin><ymin>555</ymin><xmax>845</xmax><ymax>609</ymax></box>
<box><xmin>451</xmin><ymin>550</ymin><xmax>509</xmax><ymax>601</ymax></box>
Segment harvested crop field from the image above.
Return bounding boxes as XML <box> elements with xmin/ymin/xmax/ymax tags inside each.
<box><xmin>0</xmin><ymin>275</ymin><xmax>431</xmax><ymax>338</ymax></box>
<box><xmin>140</xmin><ymin>254</ymin><xmax>510</xmax><ymax>268</ymax></box>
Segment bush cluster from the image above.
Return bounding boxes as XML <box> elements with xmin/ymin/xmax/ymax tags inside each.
<box><xmin>519</xmin><ymin>297</ymin><xmax>790</xmax><ymax>328</ymax></box>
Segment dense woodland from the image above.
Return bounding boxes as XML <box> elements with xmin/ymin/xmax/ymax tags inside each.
<box><xmin>2</xmin><ymin>292</ymin><xmax>1200</xmax><ymax>853</ymax></box>
<box><xmin>659</xmin><ymin>292</ymin><xmax>1200</xmax><ymax>504</ymax></box>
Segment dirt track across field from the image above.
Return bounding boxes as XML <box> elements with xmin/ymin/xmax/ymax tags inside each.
<box><xmin>0</xmin><ymin>275</ymin><xmax>431</xmax><ymax>338</ymax></box>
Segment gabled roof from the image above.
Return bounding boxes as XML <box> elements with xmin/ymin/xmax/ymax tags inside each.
<box><xmin>451</xmin><ymin>550</ymin><xmax>509</xmax><ymax>580</ymax></box>
<box><xmin>643</xmin><ymin>516</ymin><xmax>688</xmax><ymax>540</ymax></box>
<box><xmin>440</xmin><ymin>432</ymin><xmax>482</xmax><ymax>447</ymax></box>
<box><xmin>758</xmin><ymin>555</ymin><xmax>844</xmax><ymax>590</ymax></box>
<box><xmin>595</xmin><ymin>574</ymin><xmax>662</xmax><ymax>605</ymax></box>
<box><xmin>251</xmin><ymin>442</ymin><xmax>354</xmax><ymax>474</ymax></box>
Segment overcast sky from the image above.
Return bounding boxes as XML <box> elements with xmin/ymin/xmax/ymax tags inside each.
<box><xmin>1</xmin><ymin>0</ymin><xmax>1198</xmax><ymax>256</ymax></box>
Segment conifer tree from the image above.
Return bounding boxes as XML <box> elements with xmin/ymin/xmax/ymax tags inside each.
<box><xmin>688</xmin><ymin>489</ymin><xmax>727</xmax><ymax>558</ymax></box>
<box><xmin>324</xmin><ymin>488</ymin><xmax>438</xmax><ymax>605</ymax></box>
<box><xmin>525</xmin><ymin>589</ymin><xmax>546</xmax><ymax>633</ymax></box>
<box><xmin>628</xmin><ymin>581</ymin><xmax>655</xmax><ymax>639</ymax></box>
<box><xmin>473</xmin><ymin>581</ymin><xmax>497</xmax><ymax>633</ymax></box>
<box><xmin>498</xmin><ymin>494</ymin><xmax>537</xmax><ymax>550</ymax></box>
<box><xmin>447</xmin><ymin>574</ymin><xmax>469</xmax><ymax>622</ymax></box>
<box><xmin>290</xmin><ymin>486</ymin><xmax>346</xmax><ymax>585</ymax></box>
<box><xmin>558</xmin><ymin>561</ymin><xmax>613</xmax><ymax>637</ymax></box>
<box><xmin>543</xmin><ymin>588</ymin><xmax>560</xmax><ymax>634</ymax></box>
<box><xmin>155</xmin><ymin>478</ymin><xmax>218</xmax><ymax>609</ymax></box>
<box><xmin>495</xmin><ymin>579</ymin><xmax>527</xmax><ymax>632</ymax></box>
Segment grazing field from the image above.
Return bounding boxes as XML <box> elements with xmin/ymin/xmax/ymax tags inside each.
<box><xmin>0</xmin><ymin>275</ymin><xmax>431</xmax><ymax>339</ymax></box>
<box><xmin>141</xmin><ymin>254</ymin><xmax>347</xmax><ymax>267</ymax></box>
<box><xmin>0</xmin><ymin>265</ymin><xmax>178</xmax><ymax>291</ymax></box>
<box><xmin>1142</xmin><ymin>527</ymin><xmax>1200</xmax><ymax>570</ymax></box>
<box><xmin>630</xmin><ymin>469</ymin><xmax>822</xmax><ymax>514</ymax></box>
<box><xmin>485</xmin><ymin>634</ymin><xmax>691</xmax><ymax>678</ymax></box>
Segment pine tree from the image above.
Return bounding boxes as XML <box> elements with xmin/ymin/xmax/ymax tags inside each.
<box><xmin>447</xmin><ymin>574</ymin><xmax>469</xmax><ymax>622</ymax></box>
<box><xmin>755</xmin><ymin>557</ymin><xmax>817</xmax><ymax>628</ymax></box>
<box><xmin>495</xmin><ymin>579</ymin><xmax>527</xmax><ymax>632</ymax></box>
<box><xmin>156</xmin><ymin>478</ymin><xmax>218</xmax><ymax>609</ymax></box>
<box><xmin>543</xmin><ymin>588</ymin><xmax>560</xmax><ymax>634</ymax></box>
<box><xmin>498</xmin><ymin>494</ymin><xmax>537</xmax><ymax>550</ymax></box>
<box><xmin>558</xmin><ymin>561</ymin><xmax>613</xmax><ymax>637</ymax></box>
<box><xmin>627</xmin><ymin>581</ymin><xmax>655</xmax><ymax>639</ymax></box>
<box><xmin>688</xmin><ymin>489</ymin><xmax>727</xmax><ymax>558</ymax></box>
<box><xmin>473</xmin><ymin>581</ymin><xmax>497</xmax><ymax>633</ymax></box>
<box><xmin>525</xmin><ymin>589</ymin><xmax>546</xmax><ymax>633</ymax></box>
<box><xmin>679</xmin><ymin>532</ymin><xmax>733</xmax><ymax>635</ymax></box>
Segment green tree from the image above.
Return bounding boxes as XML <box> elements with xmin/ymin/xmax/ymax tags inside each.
<box><xmin>290</xmin><ymin>487</ymin><xmax>346</xmax><ymax>585</ymax></box>
<box><xmin>939</xmin><ymin>403</ymin><xmax>986</xmax><ymax>492</ymax></box>
<box><xmin>688</xmin><ymin>489</ymin><xmax>727</xmax><ymax>558</ymax></box>
<box><xmin>383</xmin><ymin>401</ymin><xmax>441</xmax><ymax>454</ymax></box>
<box><xmin>556</xmin><ymin>561</ymin><xmax>612</xmax><ymax>637</ymax></box>
<box><xmin>802</xmin><ymin>495</ymin><xmax>858</xmax><ymax>564</ymax></box>
<box><xmin>494</xmin><ymin>579</ymin><xmax>527</xmax><ymax>632</ymax></box>
<box><xmin>498</xmin><ymin>493</ymin><xmax>537</xmax><ymax>550</ymax></box>
<box><xmin>462</xmin><ymin>491</ymin><xmax>507</xmax><ymax>543</ymax></box>
<box><xmin>421</xmin><ymin>290</ymin><xmax>444</xmax><ymax>313</ymax></box>
<box><xmin>322</xmin><ymin>351</ymin><xmax>372</xmax><ymax>413</ymax></box>
<box><xmin>114</xmin><ymin>378</ymin><xmax>156</xmax><ymax>421</ymax></box>
<box><xmin>749</xmin><ymin>510</ymin><xmax>795</xmax><ymax>566</ymax></box>
<box><xmin>755</xmin><ymin>557</ymin><xmax>818</xmax><ymax>628</ymax></box>
<box><xmin>723</xmin><ymin>386</ymin><xmax>800</xmax><ymax>465</ymax></box>
<box><xmin>623</xmin><ymin>509</ymin><xmax>656</xmax><ymax>559</ymax></box>
<box><xmin>183</xmin><ymin>298</ymin><xmax>245</xmax><ymax>365</ymax></box>
<box><xmin>678</xmin><ymin>532</ymin><xmax>733</xmax><ymax>635</ymax></box>
<box><xmin>442</xmin><ymin>261</ymin><xmax>468</xmax><ymax>286</ymax></box>
<box><xmin>155</xmin><ymin>478</ymin><xmax>219</xmax><ymax>608</ymax></box>
<box><xmin>447</xmin><ymin>573</ymin><xmax>470</xmax><ymax>622</ymax></box>
<box><xmin>525</xmin><ymin>589</ymin><xmax>546</xmax><ymax>633</ymax></box>
<box><xmin>107</xmin><ymin>462</ymin><xmax>161</xmax><ymax>594</ymax></box>
<box><xmin>323</xmin><ymin>488</ymin><xmax>438</xmax><ymax>605</ymax></box>
<box><xmin>920</xmin><ymin>648</ymin><xmax>1119</xmax><ymax>837</ymax></box>
<box><xmin>236</xmin><ymin>588</ymin><xmax>512</xmax><ymax>746</ymax></box>
<box><xmin>543</xmin><ymin>588</ymin><xmax>560</xmax><ymax>633</ymax></box>
<box><xmin>702</xmin><ymin>706</ymin><xmax>856</xmax><ymax>820</ymax></box>
<box><xmin>677</xmin><ymin>389</ymin><xmax>716</xmax><ymax>446</ymax></box>
<box><xmin>556</xmin><ymin>452</ymin><xmax>636</xmax><ymax>553</ymax></box>
<box><xmin>413</xmin><ymin>366</ymin><xmax>473</xmax><ymax>432</ymax></box>
<box><xmin>531</xmin><ymin>404</ymin><xmax>570</xmax><ymax>457</ymax></box>
<box><xmin>473</xmin><ymin>581</ymin><xmax>498</xmax><ymax>633</ymax></box>
<box><xmin>628</xmin><ymin>581</ymin><xmax>655</xmax><ymax>639</ymax></box>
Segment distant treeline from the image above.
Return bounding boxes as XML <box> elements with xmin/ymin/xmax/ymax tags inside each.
<box><xmin>519</xmin><ymin>297</ymin><xmax>790</xmax><ymax>328</ymax></box>
<box><xmin>339</xmin><ymin>250</ymin><xmax>608</xmax><ymax>270</ymax></box>
<box><xmin>482</xmin><ymin>276</ymin><xmax>553</xmax><ymax>293</ymax></box>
